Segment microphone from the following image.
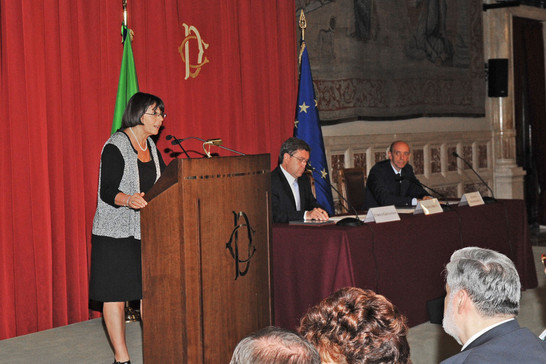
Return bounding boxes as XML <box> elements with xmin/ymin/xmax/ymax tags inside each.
<box><xmin>396</xmin><ymin>174</ymin><xmax>452</xmax><ymax>209</ymax></box>
<box><xmin>166</xmin><ymin>134</ymin><xmax>191</xmax><ymax>159</ymax></box>
<box><xmin>452</xmin><ymin>152</ymin><xmax>496</xmax><ymax>203</ymax></box>
<box><xmin>307</xmin><ymin>166</ymin><xmax>363</xmax><ymax>227</ymax></box>
<box><xmin>169</xmin><ymin>136</ymin><xmax>245</xmax><ymax>157</ymax></box>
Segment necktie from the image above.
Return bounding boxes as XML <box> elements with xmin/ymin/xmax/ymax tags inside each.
<box><xmin>293</xmin><ymin>180</ymin><xmax>301</xmax><ymax>211</ymax></box>
<box><xmin>396</xmin><ymin>173</ymin><xmax>402</xmax><ymax>196</ymax></box>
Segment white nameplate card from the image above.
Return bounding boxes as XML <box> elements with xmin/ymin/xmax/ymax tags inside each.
<box><xmin>414</xmin><ymin>198</ymin><xmax>443</xmax><ymax>215</ymax></box>
<box><xmin>458</xmin><ymin>192</ymin><xmax>484</xmax><ymax>207</ymax></box>
<box><xmin>365</xmin><ymin>205</ymin><xmax>400</xmax><ymax>223</ymax></box>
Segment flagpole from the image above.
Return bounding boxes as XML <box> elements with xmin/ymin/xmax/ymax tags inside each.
<box><xmin>298</xmin><ymin>11</ymin><xmax>307</xmax><ymax>65</ymax></box>
<box><xmin>118</xmin><ymin>0</ymin><xmax>140</xmax><ymax>317</ymax></box>
<box><xmin>123</xmin><ymin>0</ymin><xmax>127</xmax><ymax>27</ymax></box>
<box><xmin>112</xmin><ymin>0</ymin><xmax>139</xmax><ymax>134</ymax></box>
<box><xmin>299</xmin><ymin>10</ymin><xmax>306</xmax><ymax>41</ymax></box>
<box><xmin>294</xmin><ymin>10</ymin><xmax>336</xmax><ymax>216</ymax></box>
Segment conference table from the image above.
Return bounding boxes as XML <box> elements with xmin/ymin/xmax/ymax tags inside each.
<box><xmin>271</xmin><ymin>199</ymin><xmax>538</xmax><ymax>329</ymax></box>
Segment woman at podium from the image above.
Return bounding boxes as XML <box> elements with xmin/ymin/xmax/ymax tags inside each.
<box><xmin>89</xmin><ymin>92</ymin><xmax>166</xmax><ymax>364</ymax></box>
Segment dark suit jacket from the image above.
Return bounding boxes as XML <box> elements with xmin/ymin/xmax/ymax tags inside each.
<box><xmin>440</xmin><ymin>319</ymin><xmax>546</xmax><ymax>363</ymax></box>
<box><xmin>364</xmin><ymin>159</ymin><xmax>429</xmax><ymax>209</ymax></box>
<box><xmin>271</xmin><ymin>166</ymin><xmax>322</xmax><ymax>223</ymax></box>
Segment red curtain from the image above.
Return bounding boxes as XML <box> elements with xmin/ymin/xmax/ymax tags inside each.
<box><xmin>0</xmin><ymin>0</ymin><xmax>296</xmax><ymax>339</ymax></box>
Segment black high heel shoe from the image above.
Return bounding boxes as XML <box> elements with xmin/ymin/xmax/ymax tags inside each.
<box><xmin>113</xmin><ymin>360</ymin><xmax>131</xmax><ymax>364</ymax></box>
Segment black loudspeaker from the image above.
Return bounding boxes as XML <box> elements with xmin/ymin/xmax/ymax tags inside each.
<box><xmin>488</xmin><ymin>58</ymin><xmax>509</xmax><ymax>97</ymax></box>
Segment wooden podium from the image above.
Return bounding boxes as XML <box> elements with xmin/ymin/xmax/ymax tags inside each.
<box><xmin>140</xmin><ymin>154</ymin><xmax>271</xmax><ymax>363</ymax></box>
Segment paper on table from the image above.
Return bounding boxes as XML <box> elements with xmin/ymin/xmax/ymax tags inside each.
<box><xmin>396</xmin><ymin>207</ymin><xmax>415</xmax><ymax>214</ymax></box>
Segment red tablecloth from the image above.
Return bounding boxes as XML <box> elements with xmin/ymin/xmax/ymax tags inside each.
<box><xmin>271</xmin><ymin>199</ymin><xmax>537</xmax><ymax>329</ymax></box>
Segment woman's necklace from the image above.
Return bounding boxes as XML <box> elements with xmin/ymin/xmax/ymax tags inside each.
<box><xmin>129</xmin><ymin>127</ymin><xmax>148</xmax><ymax>151</ymax></box>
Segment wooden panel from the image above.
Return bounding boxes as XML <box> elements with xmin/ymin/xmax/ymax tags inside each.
<box><xmin>141</xmin><ymin>154</ymin><xmax>271</xmax><ymax>363</ymax></box>
<box><xmin>141</xmin><ymin>184</ymin><xmax>187</xmax><ymax>361</ymax></box>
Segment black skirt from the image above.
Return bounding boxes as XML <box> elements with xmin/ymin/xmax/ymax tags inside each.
<box><xmin>89</xmin><ymin>234</ymin><xmax>142</xmax><ymax>302</ymax></box>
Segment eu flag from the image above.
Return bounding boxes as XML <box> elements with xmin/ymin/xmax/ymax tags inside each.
<box><xmin>294</xmin><ymin>42</ymin><xmax>335</xmax><ymax>216</ymax></box>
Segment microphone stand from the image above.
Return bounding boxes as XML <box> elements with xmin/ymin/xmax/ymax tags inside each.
<box><xmin>205</xmin><ymin>141</ymin><xmax>246</xmax><ymax>156</ymax></box>
<box><xmin>397</xmin><ymin>175</ymin><xmax>452</xmax><ymax>210</ymax></box>
<box><xmin>308</xmin><ymin>166</ymin><xmax>364</xmax><ymax>226</ymax></box>
<box><xmin>452</xmin><ymin>152</ymin><xmax>497</xmax><ymax>203</ymax></box>
<box><xmin>166</xmin><ymin>134</ymin><xmax>191</xmax><ymax>159</ymax></box>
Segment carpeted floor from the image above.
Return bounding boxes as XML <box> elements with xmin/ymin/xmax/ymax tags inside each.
<box><xmin>0</xmin><ymin>318</ymin><xmax>142</xmax><ymax>364</ymax></box>
<box><xmin>1</xmin><ymin>247</ymin><xmax>544</xmax><ymax>364</ymax></box>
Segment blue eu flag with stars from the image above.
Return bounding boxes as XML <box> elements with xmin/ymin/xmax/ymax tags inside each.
<box><xmin>294</xmin><ymin>42</ymin><xmax>335</xmax><ymax>216</ymax></box>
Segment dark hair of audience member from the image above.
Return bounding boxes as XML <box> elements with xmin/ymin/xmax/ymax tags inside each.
<box><xmin>298</xmin><ymin>287</ymin><xmax>411</xmax><ymax>364</ymax></box>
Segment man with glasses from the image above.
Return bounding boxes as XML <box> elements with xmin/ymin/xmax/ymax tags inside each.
<box><xmin>271</xmin><ymin>137</ymin><xmax>329</xmax><ymax>223</ymax></box>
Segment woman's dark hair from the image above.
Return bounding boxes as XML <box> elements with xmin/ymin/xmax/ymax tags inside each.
<box><xmin>121</xmin><ymin>92</ymin><xmax>164</xmax><ymax>129</ymax></box>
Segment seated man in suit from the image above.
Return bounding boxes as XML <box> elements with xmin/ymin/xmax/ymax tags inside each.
<box><xmin>441</xmin><ymin>247</ymin><xmax>546</xmax><ymax>363</ymax></box>
<box><xmin>364</xmin><ymin>140</ymin><xmax>431</xmax><ymax>209</ymax></box>
<box><xmin>271</xmin><ymin>137</ymin><xmax>329</xmax><ymax>223</ymax></box>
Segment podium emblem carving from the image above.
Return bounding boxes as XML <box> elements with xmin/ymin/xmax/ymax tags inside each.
<box><xmin>225</xmin><ymin>211</ymin><xmax>256</xmax><ymax>280</ymax></box>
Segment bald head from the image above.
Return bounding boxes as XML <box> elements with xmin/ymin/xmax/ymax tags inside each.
<box><xmin>388</xmin><ymin>141</ymin><xmax>411</xmax><ymax>172</ymax></box>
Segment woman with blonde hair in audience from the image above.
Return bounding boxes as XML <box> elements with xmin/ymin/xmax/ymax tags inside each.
<box><xmin>298</xmin><ymin>287</ymin><xmax>411</xmax><ymax>364</ymax></box>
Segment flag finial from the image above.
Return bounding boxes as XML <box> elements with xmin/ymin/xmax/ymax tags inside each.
<box><xmin>299</xmin><ymin>10</ymin><xmax>307</xmax><ymax>41</ymax></box>
<box><xmin>122</xmin><ymin>0</ymin><xmax>127</xmax><ymax>27</ymax></box>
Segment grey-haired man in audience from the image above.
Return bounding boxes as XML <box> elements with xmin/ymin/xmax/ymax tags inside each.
<box><xmin>230</xmin><ymin>326</ymin><xmax>321</xmax><ymax>364</ymax></box>
<box><xmin>440</xmin><ymin>247</ymin><xmax>546</xmax><ymax>363</ymax></box>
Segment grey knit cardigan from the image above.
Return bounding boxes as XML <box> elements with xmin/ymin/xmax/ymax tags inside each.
<box><xmin>92</xmin><ymin>132</ymin><xmax>161</xmax><ymax>240</ymax></box>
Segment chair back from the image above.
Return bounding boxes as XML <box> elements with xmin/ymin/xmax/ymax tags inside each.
<box><xmin>338</xmin><ymin>167</ymin><xmax>366</xmax><ymax>213</ymax></box>
<box><xmin>305</xmin><ymin>169</ymin><xmax>316</xmax><ymax>198</ymax></box>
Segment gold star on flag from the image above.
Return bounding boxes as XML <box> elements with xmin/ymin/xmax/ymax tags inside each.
<box><xmin>321</xmin><ymin>168</ymin><xmax>328</xmax><ymax>179</ymax></box>
<box><xmin>299</xmin><ymin>102</ymin><xmax>310</xmax><ymax>113</ymax></box>
<box><xmin>294</xmin><ymin>119</ymin><xmax>299</xmax><ymax>128</ymax></box>
<box><xmin>314</xmin><ymin>99</ymin><xmax>318</xmax><ymax>107</ymax></box>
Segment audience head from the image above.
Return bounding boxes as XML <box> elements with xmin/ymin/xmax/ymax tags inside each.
<box><xmin>388</xmin><ymin>141</ymin><xmax>411</xmax><ymax>172</ymax></box>
<box><xmin>443</xmin><ymin>247</ymin><xmax>521</xmax><ymax>344</ymax></box>
<box><xmin>298</xmin><ymin>287</ymin><xmax>411</xmax><ymax>364</ymax></box>
<box><xmin>279</xmin><ymin>137</ymin><xmax>311</xmax><ymax>178</ymax></box>
<box><xmin>230</xmin><ymin>326</ymin><xmax>321</xmax><ymax>364</ymax></box>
